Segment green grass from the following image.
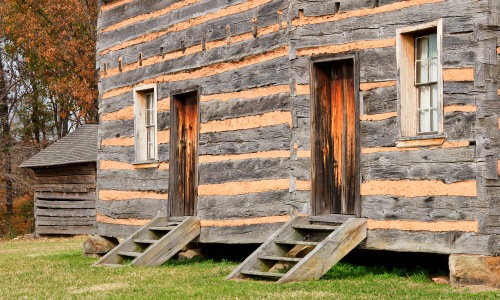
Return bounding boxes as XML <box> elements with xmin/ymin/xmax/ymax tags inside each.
<box><xmin>0</xmin><ymin>237</ymin><xmax>498</xmax><ymax>299</ymax></box>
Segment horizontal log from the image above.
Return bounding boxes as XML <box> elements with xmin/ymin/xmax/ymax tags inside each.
<box><xmin>361</xmin><ymin>229</ymin><xmax>490</xmax><ymax>255</ymax></box>
<box><xmin>36</xmin><ymin>200</ymin><xmax>95</xmax><ymax>209</ymax></box>
<box><xmin>97</xmin><ymin>199</ymin><xmax>166</xmax><ymax>219</ymax></box>
<box><xmin>362</xmin><ymin>195</ymin><xmax>488</xmax><ymax>221</ymax></box>
<box><xmin>199</xmin><ymin>157</ymin><xmax>290</xmax><ymax>185</ymax></box>
<box><xmin>35</xmin><ymin>191</ymin><xmax>96</xmax><ymax>201</ymax></box>
<box><xmin>200</xmin><ymin>124</ymin><xmax>292</xmax><ymax>155</ymax></box>
<box><xmin>33</xmin><ymin>164</ymin><xmax>96</xmax><ymax>177</ymax></box>
<box><xmin>36</xmin><ymin>216</ymin><xmax>96</xmax><ymax>226</ymax></box>
<box><xmin>33</xmin><ymin>184</ymin><xmax>95</xmax><ymax>193</ymax></box>
<box><xmin>361</xmin><ymin>85</ymin><xmax>397</xmax><ymax>116</ymax></box>
<box><xmin>36</xmin><ymin>225</ymin><xmax>96</xmax><ymax>235</ymax></box>
<box><xmin>36</xmin><ymin>208</ymin><xmax>96</xmax><ymax>218</ymax></box>
<box><xmin>99</xmin><ymin>169</ymin><xmax>170</xmax><ymax>191</ymax></box>
<box><xmin>198</xmin><ymin>191</ymin><xmax>308</xmax><ymax>219</ymax></box>
<box><xmin>35</xmin><ymin>174</ymin><xmax>96</xmax><ymax>185</ymax></box>
<box><xmin>361</xmin><ymin>117</ymin><xmax>399</xmax><ymax>148</ymax></box>
<box><xmin>199</xmin><ymin>222</ymin><xmax>283</xmax><ymax>244</ymax></box>
<box><xmin>97</xmin><ymin>222</ymin><xmax>141</xmax><ymax>239</ymax></box>
<box><xmin>362</xmin><ymin>146</ymin><xmax>476</xmax><ymax>183</ymax></box>
<box><xmin>96</xmin><ymin>212</ymin><xmax>150</xmax><ymax>226</ymax></box>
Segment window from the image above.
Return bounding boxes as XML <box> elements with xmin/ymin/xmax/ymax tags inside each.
<box><xmin>134</xmin><ymin>84</ymin><xmax>157</xmax><ymax>162</ymax></box>
<box><xmin>397</xmin><ymin>20</ymin><xmax>443</xmax><ymax>138</ymax></box>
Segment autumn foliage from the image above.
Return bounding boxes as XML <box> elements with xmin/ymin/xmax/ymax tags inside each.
<box><xmin>1</xmin><ymin>0</ymin><xmax>98</xmax><ymax>132</ymax></box>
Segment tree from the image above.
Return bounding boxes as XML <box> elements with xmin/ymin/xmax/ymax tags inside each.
<box><xmin>0</xmin><ymin>0</ymin><xmax>98</xmax><ymax>138</ymax></box>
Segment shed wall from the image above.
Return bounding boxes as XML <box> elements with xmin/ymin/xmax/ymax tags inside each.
<box><xmin>33</xmin><ymin>163</ymin><xmax>97</xmax><ymax>235</ymax></box>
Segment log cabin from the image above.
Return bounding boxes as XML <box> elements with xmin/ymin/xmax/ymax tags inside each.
<box><xmin>21</xmin><ymin>124</ymin><xmax>98</xmax><ymax>235</ymax></box>
<box><xmin>95</xmin><ymin>0</ymin><xmax>500</xmax><ymax>285</ymax></box>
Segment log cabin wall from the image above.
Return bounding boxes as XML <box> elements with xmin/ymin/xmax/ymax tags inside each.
<box><xmin>32</xmin><ymin>163</ymin><xmax>97</xmax><ymax>235</ymax></box>
<box><xmin>96</xmin><ymin>0</ymin><xmax>500</xmax><ymax>255</ymax></box>
<box><xmin>290</xmin><ymin>0</ymin><xmax>499</xmax><ymax>255</ymax></box>
<box><xmin>96</xmin><ymin>0</ymin><xmax>297</xmax><ymax>240</ymax></box>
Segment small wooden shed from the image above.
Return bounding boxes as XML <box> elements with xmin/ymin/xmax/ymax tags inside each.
<box><xmin>21</xmin><ymin>124</ymin><xmax>98</xmax><ymax>235</ymax></box>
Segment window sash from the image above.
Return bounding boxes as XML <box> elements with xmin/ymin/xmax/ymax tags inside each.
<box><xmin>415</xmin><ymin>33</ymin><xmax>439</xmax><ymax>135</ymax></box>
<box><xmin>145</xmin><ymin>92</ymin><xmax>156</xmax><ymax>160</ymax></box>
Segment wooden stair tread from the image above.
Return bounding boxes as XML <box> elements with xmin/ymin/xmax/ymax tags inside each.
<box><xmin>149</xmin><ymin>226</ymin><xmax>176</xmax><ymax>231</ymax></box>
<box><xmin>274</xmin><ymin>240</ymin><xmax>319</xmax><ymax>246</ymax></box>
<box><xmin>240</xmin><ymin>270</ymin><xmax>284</xmax><ymax>278</ymax></box>
<box><xmin>101</xmin><ymin>263</ymin><xmax>125</xmax><ymax>267</ymax></box>
<box><xmin>134</xmin><ymin>239</ymin><xmax>158</xmax><ymax>244</ymax></box>
<box><xmin>117</xmin><ymin>251</ymin><xmax>141</xmax><ymax>257</ymax></box>
<box><xmin>293</xmin><ymin>224</ymin><xmax>338</xmax><ymax>231</ymax></box>
<box><xmin>258</xmin><ymin>255</ymin><xmax>302</xmax><ymax>262</ymax></box>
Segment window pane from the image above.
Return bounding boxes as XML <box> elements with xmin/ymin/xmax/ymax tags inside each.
<box><xmin>429</xmin><ymin>34</ymin><xmax>438</xmax><ymax>59</ymax></box>
<box><xmin>419</xmin><ymin>109</ymin><xmax>431</xmax><ymax>133</ymax></box>
<box><xmin>416</xmin><ymin>60</ymin><xmax>428</xmax><ymax>84</ymax></box>
<box><xmin>146</xmin><ymin>93</ymin><xmax>153</xmax><ymax>109</ymax></box>
<box><xmin>429</xmin><ymin>58</ymin><xmax>438</xmax><ymax>82</ymax></box>
<box><xmin>147</xmin><ymin>126</ymin><xmax>155</xmax><ymax>143</ymax></box>
<box><xmin>416</xmin><ymin>36</ymin><xmax>428</xmax><ymax>60</ymax></box>
<box><xmin>430</xmin><ymin>84</ymin><xmax>438</xmax><ymax>108</ymax></box>
<box><xmin>418</xmin><ymin>86</ymin><xmax>431</xmax><ymax>109</ymax></box>
<box><xmin>146</xmin><ymin>108</ymin><xmax>153</xmax><ymax>126</ymax></box>
<box><xmin>147</xmin><ymin>126</ymin><xmax>155</xmax><ymax>159</ymax></box>
<box><xmin>431</xmin><ymin>109</ymin><xmax>438</xmax><ymax>132</ymax></box>
<box><xmin>148</xmin><ymin>142</ymin><xmax>155</xmax><ymax>160</ymax></box>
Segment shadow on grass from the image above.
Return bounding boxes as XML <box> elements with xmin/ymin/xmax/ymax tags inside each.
<box><xmin>321</xmin><ymin>262</ymin><xmax>434</xmax><ymax>283</ymax></box>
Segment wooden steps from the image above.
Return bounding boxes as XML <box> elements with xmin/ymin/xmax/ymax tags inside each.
<box><xmin>226</xmin><ymin>216</ymin><xmax>367</xmax><ymax>283</ymax></box>
<box><xmin>94</xmin><ymin>216</ymin><xmax>200</xmax><ymax>267</ymax></box>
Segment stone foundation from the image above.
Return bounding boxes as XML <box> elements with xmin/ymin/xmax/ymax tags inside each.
<box><xmin>449</xmin><ymin>254</ymin><xmax>500</xmax><ymax>288</ymax></box>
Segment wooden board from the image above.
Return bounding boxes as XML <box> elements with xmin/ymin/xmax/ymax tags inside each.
<box><xmin>310</xmin><ymin>56</ymin><xmax>360</xmax><ymax>216</ymax></box>
<box><xmin>169</xmin><ymin>87</ymin><xmax>200</xmax><ymax>217</ymax></box>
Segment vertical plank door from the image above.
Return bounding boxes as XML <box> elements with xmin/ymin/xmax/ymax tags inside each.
<box><xmin>311</xmin><ymin>58</ymin><xmax>359</xmax><ymax>216</ymax></box>
<box><xmin>169</xmin><ymin>90</ymin><xmax>199</xmax><ymax>217</ymax></box>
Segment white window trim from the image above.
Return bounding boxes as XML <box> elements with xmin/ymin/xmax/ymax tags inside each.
<box><xmin>396</xmin><ymin>19</ymin><xmax>443</xmax><ymax>140</ymax></box>
<box><xmin>133</xmin><ymin>83</ymin><xmax>158</xmax><ymax>163</ymax></box>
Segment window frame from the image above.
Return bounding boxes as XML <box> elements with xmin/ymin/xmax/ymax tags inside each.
<box><xmin>396</xmin><ymin>19</ymin><xmax>443</xmax><ymax>140</ymax></box>
<box><xmin>133</xmin><ymin>83</ymin><xmax>158</xmax><ymax>163</ymax></box>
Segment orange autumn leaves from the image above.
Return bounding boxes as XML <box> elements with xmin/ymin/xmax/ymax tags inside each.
<box><xmin>0</xmin><ymin>0</ymin><xmax>98</xmax><ymax>122</ymax></box>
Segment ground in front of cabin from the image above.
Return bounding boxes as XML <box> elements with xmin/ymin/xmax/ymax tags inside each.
<box><xmin>0</xmin><ymin>237</ymin><xmax>498</xmax><ymax>299</ymax></box>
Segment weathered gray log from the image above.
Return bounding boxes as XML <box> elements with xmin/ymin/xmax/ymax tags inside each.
<box><xmin>36</xmin><ymin>225</ymin><xmax>96</xmax><ymax>235</ymax></box>
<box><xmin>97</xmin><ymin>199</ymin><xmax>166</xmax><ymax>219</ymax></box>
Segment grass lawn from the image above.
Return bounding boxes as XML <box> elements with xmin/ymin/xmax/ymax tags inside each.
<box><xmin>0</xmin><ymin>237</ymin><xmax>498</xmax><ymax>299</ymax></box>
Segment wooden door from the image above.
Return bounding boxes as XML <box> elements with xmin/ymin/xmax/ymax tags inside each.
<box><xmin>311</xmin><ymin>58</ymin><xmax>360</xmax><ymax>216</ymax></box>
<box><xmin>169</xmin><ymin>89</ymin><xmax>199</xmax><ymax>217</ymax></box>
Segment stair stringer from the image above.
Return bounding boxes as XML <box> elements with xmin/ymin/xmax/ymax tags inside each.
<box><xmin>133</xmin><ymin>216</ymin><xmax>200</xmax><ymax>266</ymax></box>
<box><xmin>93</xmin><ymin>216</ymin><xmax>169</xmax><ymax>266</ymax></box>
<box><xmin>225</xmin><ymin>215</ymin><xmax>306</xmax><ymax>280</ymax></box>
<box><xmin>278</xmin><ymin>218</ymin><xmax>367</xmax><ymax>283</ymax></box>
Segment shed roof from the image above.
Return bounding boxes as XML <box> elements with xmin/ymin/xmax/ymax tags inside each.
<box><xmin>20</xmin><ymin>124</ymin><xmax>98</xmax><ymax>168</ymax></box>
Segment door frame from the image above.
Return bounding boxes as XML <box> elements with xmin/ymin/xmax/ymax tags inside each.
<box><xmin>309</xmin><ymin>53</ymin><xmax>361</xmax><ymax>218</ymax></box>
<box><xmin>168</xmin><ymin>85</ymin><xmax>201</xmax><ymax>217</ymax></box>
